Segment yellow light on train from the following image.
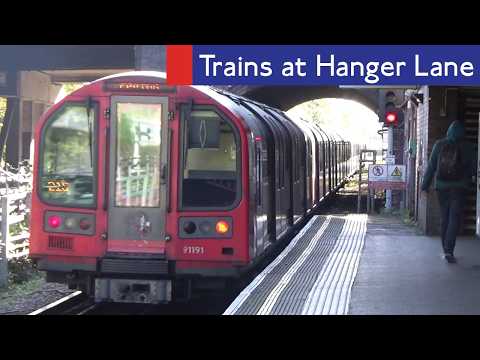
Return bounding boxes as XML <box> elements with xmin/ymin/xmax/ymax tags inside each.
<box><xmin>215</xmin><ymin>221</ymin><xmax>230</xmax><ymax>235</ymax></box>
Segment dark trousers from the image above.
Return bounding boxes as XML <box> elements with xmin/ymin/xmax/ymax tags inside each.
<box><xmin>436</xmin><ymin>189</ymin><xmax>466</xmax><ymax>255</ymax></box>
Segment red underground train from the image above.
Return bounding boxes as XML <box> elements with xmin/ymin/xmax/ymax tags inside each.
<box><xmin>29</xmin><ymin>71</ymin><xmax>357</xmax><ymax>304</ymax></box>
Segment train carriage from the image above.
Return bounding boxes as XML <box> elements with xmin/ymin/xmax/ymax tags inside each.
<box><xmin>29</xmin><ymin>72</ymin><xmax>355</xmax><ymax>304</ymax></box>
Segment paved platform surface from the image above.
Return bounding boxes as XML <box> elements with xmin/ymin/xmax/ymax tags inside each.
<box><xmin>349</xmin><ymin>215</ymin><xmax>480</xmax><ymax>315</ymax></box>
<box><xmin>224</xmin><ymin>214</ymin><xmax>367</xmax><ymax>315</ymax></box>
<box><xmin>224</xmin><ymin>212</ymin><xmax>480</xmax><ymax>315</ymax></box>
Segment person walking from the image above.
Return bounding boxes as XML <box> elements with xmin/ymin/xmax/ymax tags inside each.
<box><xmin>421</xmin><ymin>120</ymin><xmax>477</xmax><ymax>263</ymax></box>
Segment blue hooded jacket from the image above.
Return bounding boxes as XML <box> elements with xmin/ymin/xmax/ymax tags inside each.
<box><xmin>421</xmin><ymin>121</ymin><xmax>477</xmax><ymax>191</ymax></box>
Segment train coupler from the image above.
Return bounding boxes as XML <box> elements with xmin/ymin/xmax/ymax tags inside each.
<box><xmin>94</xmin><ymin>278</ymin><xmax>172</xmax><ymax>304</ymax></box>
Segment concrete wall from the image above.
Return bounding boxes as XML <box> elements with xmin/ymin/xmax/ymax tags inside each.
<box><xmin>134</xmin><ymin>45</ymin><xmax>166</xmax><ymax>71</ymax></box>
<box><xmin>416</xmin><ymin>86</ymin><xmax>430</xmax><ymax>233</ymax></box>
<box><xmin>5</xmin><ymin>71</ymin><xmax>61</xmax><ymax>166</ymax></box>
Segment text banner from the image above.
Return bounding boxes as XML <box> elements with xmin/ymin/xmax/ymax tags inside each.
<box><xmin>166</xmin><ymin>45</ymin><xmax>480</xmax><ymax>86</ymax></box>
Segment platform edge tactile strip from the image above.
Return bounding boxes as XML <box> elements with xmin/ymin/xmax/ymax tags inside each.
<box><xmin>267</xmin><ymin>217</ymin><xmax>346</xmax><ymax>315</ymax></box>
<box><xmin>301</xmin><ymin>214</ymin><xmax>367</xmax><ymax>315</ymax></box>
<box><xmin>223</xmin><ymin>215</ymin><xmax>327</xmax><ymax>315</ymax></box>
<box><xmin>257</xmin><ymin>217</ymin><xmax>338</xmax><ymax>315</ymax></box>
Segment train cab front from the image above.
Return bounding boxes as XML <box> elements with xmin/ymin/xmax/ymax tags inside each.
<box><xmin>29</xmin><ymin>74</ymin><xmax>250</xmax><ymax>304</ymax></box>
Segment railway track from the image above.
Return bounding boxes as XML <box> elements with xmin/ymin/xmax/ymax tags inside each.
<box><xmin>28</xmin><ymin>292</ymin><xmax>236</xmax><ymax>315</ymax></box>
<box><xmin>28</xmin><ymin>291</ymin><xmax>97</xmax><ymax>315</ymax></box>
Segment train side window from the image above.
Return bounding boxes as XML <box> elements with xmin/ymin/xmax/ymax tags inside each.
<box><xmin>262</xmin><ymin>149</ymin><xmax>269</xmax><ymax>180</ymax></box>
<box><xmin>39</xmin><ymin>103</ymin><xmax>97</xmax><ymax>208</ymax></box>
<box><xmin>180</xmin><ymin>108</ymin><xmax>240</xmax><ymax>209</ymax></box>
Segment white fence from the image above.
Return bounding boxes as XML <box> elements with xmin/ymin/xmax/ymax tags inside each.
<box><xmin>0</xmin><ymin>164</ymin><xmax>32</xmax><ymax>287</ymax></box>
<box><xmin>0</xmin><ymin>192</ymin><xmax>31</xmax><ymax>287</ymax></box>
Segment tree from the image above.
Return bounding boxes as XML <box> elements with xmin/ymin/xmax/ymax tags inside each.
<box><xmin>0</xmin><ymin>97</ymin><xmax>6</xmax><ymax>125</ymax></box>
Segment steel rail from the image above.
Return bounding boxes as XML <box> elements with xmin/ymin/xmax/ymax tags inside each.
<box><xmin>28</xmin><ymin>291</ymin><xmax>97</xmax><ymax>315</ymax></box>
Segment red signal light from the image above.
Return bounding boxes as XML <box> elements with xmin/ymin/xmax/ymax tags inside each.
<box><xmin>386</xmin><ymin>112</ymin><xmax>396</xmax><ymax>122</ymax></box>
<box><xmin>385</xmin><ymin>111</ymin><xmax>398</xmax><ymax>126</ymax></box>
<box><xmin>48</xmin><ymin>215</ymin><xmax>62</xmax><ymax>228</ymax></box>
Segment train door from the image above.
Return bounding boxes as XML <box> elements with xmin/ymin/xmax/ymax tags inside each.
<box><xmin>318</xmin><ymin>128</ymin><xmax>331</xmax><ymax>195</ymax></box>
<box><xmin>314</xmin><ymin>126</ymin><xmax>326</xmax><ymax>200</ymax></box>
<box><xmin>265</xmin><ymin>108</ymin><xmax>295</xmax><ymax>226</ymax></box>
<box><xmin>272</xmin><ymin>110</ymin><xmax>306</xmax><ymax>224</ymax></box>
<box><xmin>107</xmin><ymin>96</ymin><xmax>169</xmax><ymax>253</ymax></box>
<box><xmin>305</xmin><ymin>122</ymin><xmax>321</xmax><ymax>206</ymax></box>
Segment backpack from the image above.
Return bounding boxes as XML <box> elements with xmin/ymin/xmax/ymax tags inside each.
<box><xmin>437</xmin><ymin>142</ymin><xmax>463</xmax><ymax>181</ymax></box>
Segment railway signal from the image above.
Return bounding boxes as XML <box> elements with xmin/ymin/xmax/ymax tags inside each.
<box><xmin>378</xmin><ymin>89</ymin><xmax>403</xmax><ymax>127</ymax></box>
<box><xmin>385</xmin><ymin>110</ymin><xmax>398</xmax><ymax>127</ymax></box>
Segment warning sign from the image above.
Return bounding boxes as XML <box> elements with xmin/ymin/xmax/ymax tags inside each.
<box><xmin>391</xmin><ymin>166</ymin><xmax>402</xmax><ymax>177</ymax></box>
<box><xmin>368</xmin><ymin>164</ymin><xmax>406</xmax><ymax>190</ymax></box>
<box><xmin>372</xmin><ymin>166</ymin><xmax>384</xmax><ymax>176</ymax></box>
<box><xmin>368</xmin><ymin>164</ymin><xmax>387</xmax><ymax>183</ymax></box>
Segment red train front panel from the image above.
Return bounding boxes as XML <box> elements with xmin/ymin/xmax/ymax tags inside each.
<box><xmin>29</xmin><ymin>73</ymin><xmax>252</xmax><ymax>289</ymax></box>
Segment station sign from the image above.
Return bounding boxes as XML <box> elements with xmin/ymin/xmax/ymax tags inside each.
<box><xmin>368</xmin><ymin>164</ymin><xmax>406</xmax><ymax>190</ymax></box>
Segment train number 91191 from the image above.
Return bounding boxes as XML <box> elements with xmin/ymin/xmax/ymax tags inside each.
<box><xmin>183</xmin><ymin>246</ymin><xmax>205</xmax><ymax>255</ymax></box>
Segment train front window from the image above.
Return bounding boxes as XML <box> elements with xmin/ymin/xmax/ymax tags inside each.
<box><xmin>114</xmin><ymin>103</ymin><xmax>162</xmax><ymax>207</ymax></box>
<box><xmin>39</xmin><ymin>103</ymin><xmax>96</xmax><ymax>207</ymax></box>
<box><xmin>181</xmin><ymin>109</ymin><xmax>239</xmax><ymax>209</ymax></box>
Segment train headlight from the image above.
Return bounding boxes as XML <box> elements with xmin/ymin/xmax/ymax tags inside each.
<box><xmin>179</xmin><ymin>217</ymin><xmax>232</xmax><ymax>238</ymax></box>
<box><xmin>215</xmin><ymin>221</ymin><xmax>229</xmax><ymax>235</ymax></box>
<box><xmin>64</xmin><ymin>217</ymin><xmax>77</xmax><ymax>229</ymax></box>
<box><xmin>199</xmin><ymin>221</ymin><xmax>212</xmax><ymax>234</ymax></box>
<box><xmin>44</xmin><ymin>211</ymin><xmax>95</xmax><ymax>235</ymax></box>
<box><xmin>48</xmin><ymin>215</ymin><xmax>62</xmax><ymax>228</ymax></box>
<box><xmin>79</xmin><ymin>218</ymin><xmax>92</xmax><ymax>230</ymax></box>
<box><xmin>183</xmin><ymin>221</ymin><xmax>197</xmax><ymax>234</ymax></box>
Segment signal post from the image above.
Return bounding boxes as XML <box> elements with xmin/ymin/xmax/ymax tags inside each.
<box><xmin>378</xmin><ymin>89</ymin><xmax>404</xmax><ymax>210</ymax></box>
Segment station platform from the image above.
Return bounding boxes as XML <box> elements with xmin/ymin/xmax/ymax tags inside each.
<box><xmin>224</xmin><ymin>213</ymin><xmax>480</xmax><ymax>315</ymax></box>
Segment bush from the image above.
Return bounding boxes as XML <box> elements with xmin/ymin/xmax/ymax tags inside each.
<box><xmin>8</xmin><ymin>257</ymin><xmax>40</xmax><ymax>284</ymax></box>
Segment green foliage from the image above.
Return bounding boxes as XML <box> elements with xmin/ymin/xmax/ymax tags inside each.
<box><xmin>0</xmin><ymin>97</ymin><xmax>6</xmax><ymax>165</ymax></box>
<box><xmin>9</xmin><ymin>220</ymin><xmax>28</xmax><ymax>236</ymax></box>
<box><xmin>62</xmin><ymin>83</ymin><xmax>84</xmax><ymax>95</ymax></box>
<box><xmin>0</xmin><ymin>273</ymin><xmax>44</xmax><ymax>307</ymax></box>
<box><xmin>0</xmin><ymin>97</ymin><xmax>6</xmax><ymax>123</ymax></box>
<box><xmin>8</xmin><ymin>257</ymin><xmax>40</xmax><ymax>285</ymax></box>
